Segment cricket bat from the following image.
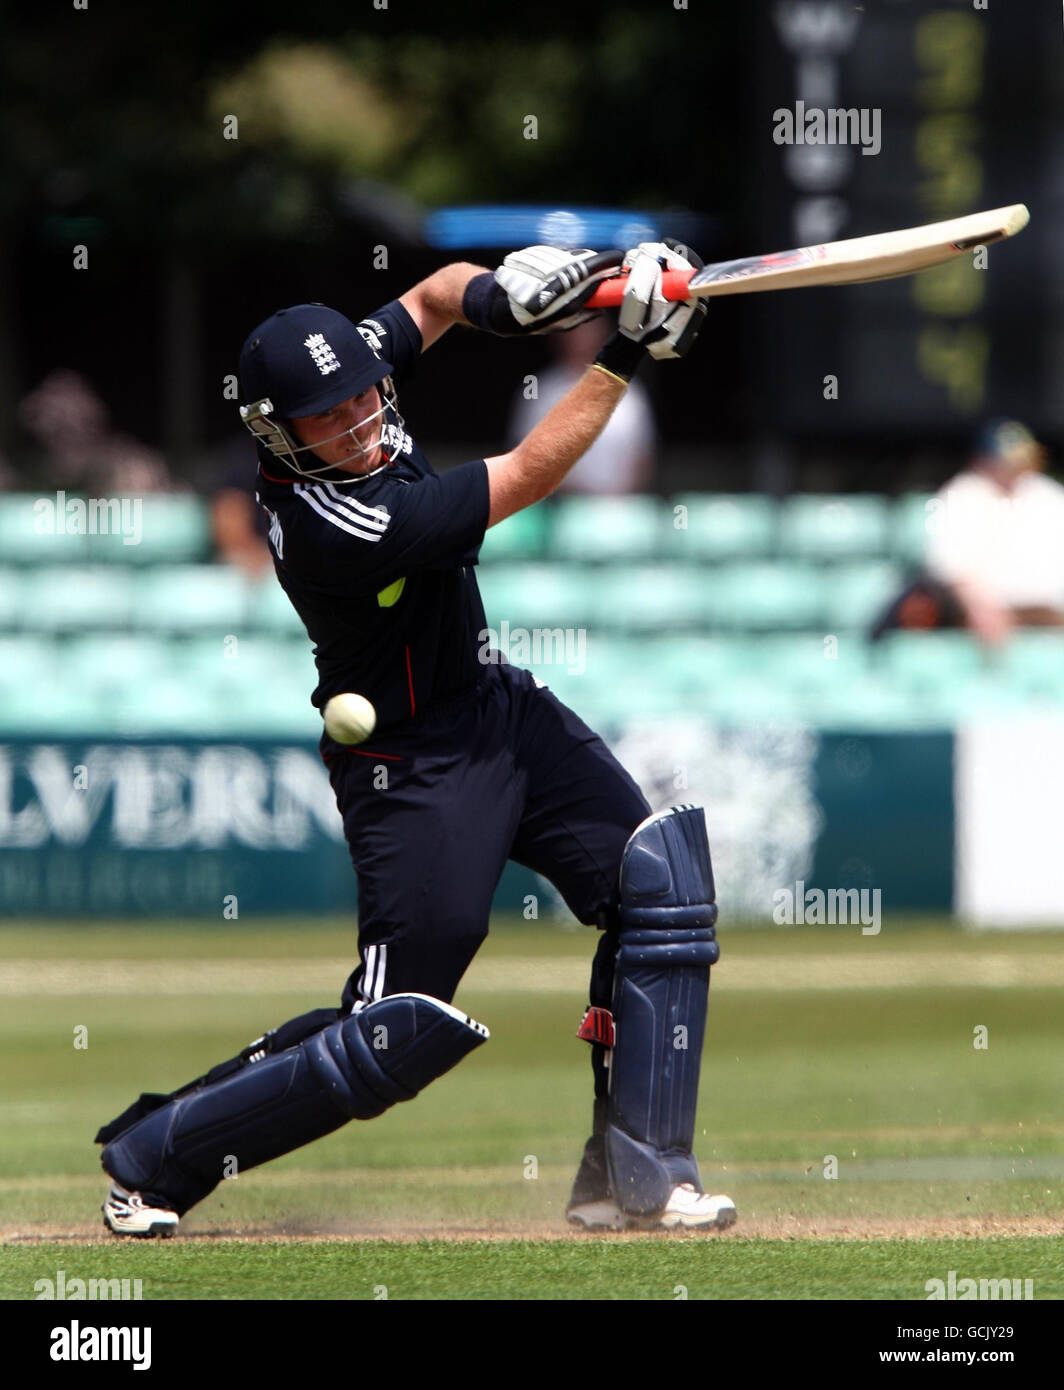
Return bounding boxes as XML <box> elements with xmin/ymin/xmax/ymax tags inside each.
<box><xmin>586</xmin><ymin>204</ymin><xmax>1030</xmax><ymax>306</ymax></box>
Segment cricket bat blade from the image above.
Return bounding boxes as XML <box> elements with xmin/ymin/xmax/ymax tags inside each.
<box><xmin>586</xmin><ymin>204</ymin><xmax>1029</xmax><ymax>307</ymax></box>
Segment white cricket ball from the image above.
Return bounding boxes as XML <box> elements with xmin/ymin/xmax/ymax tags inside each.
<box><xmin>323</xmin><ymin>693</ymin><xmax>377</xmax><ymax>745</ymax></box>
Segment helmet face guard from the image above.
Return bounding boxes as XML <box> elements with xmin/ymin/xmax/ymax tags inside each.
<box><xmin>239</xmin><ymin>377</ymin><xmax>402</xmax><ymax>483</ymax></box>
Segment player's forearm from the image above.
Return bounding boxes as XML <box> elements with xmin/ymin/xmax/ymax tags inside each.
<box><xmin>485</xmin><ymin>366</ymin><xmax>627</xmax><ymax>526</ymax></box>
<box><xmin>424</xmin><ymin>263</ymin><xmax>490</xmax><ymax>321</ymax></box>
<box><xmin>399</xmin><ymin>263</ymin><xmax>490</xmax><ymax>349</ymax></box>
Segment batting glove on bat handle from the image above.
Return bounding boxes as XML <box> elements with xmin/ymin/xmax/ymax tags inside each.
<box><xmin>490</xmin><ymin>246</ymin><xmax>625</xmax><ymax>333</ymax></box>
<box><xmin>614</xmin><ymin>239</ymin><xmax>708</xmax><ymax>361</ymax></box>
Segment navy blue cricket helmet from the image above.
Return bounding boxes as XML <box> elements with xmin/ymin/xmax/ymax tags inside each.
<box><xmin>238</xmin><ymin>304</ymin><xmax>399</xmax><ymax>482</ymax></box>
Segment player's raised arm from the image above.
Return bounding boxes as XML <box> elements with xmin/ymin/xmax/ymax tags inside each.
<box><xmin>398</xmin><ymin>262</ymin><xmax>488</xmax><ymax>352</ymax></box>
<box><xmin>399</xmin><ymin>246</ymin><xmax>627</xmax><ymax>352</ymax></box>
<box><xmin>484</xmin><ymin>240</ymin><xmax>708</xmax><ymax>527</ymax></box>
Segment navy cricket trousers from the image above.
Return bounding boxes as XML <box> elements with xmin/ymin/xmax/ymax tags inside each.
<box><xmin>324</xmin><ymin>661</ymin><xmax>651</xmax><ymax>1012</ymax></box>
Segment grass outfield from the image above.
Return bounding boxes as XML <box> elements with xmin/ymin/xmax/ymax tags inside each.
<box><xmin>1</xmin><ymin>915</ymin><xmax>1062</xmax><ymax>1299</ymax></box>
<box><xmin>5</xmin><ymin>1237</ymin><xmax>1063</xmax><ymax>1301</ymax></box>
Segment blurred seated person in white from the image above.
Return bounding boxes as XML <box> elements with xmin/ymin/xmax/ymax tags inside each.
<box><xmin>873</xmin><ymin>420</ymin><xmax>1064</xmax><ymax>645</ymax></box>
<box><xmin>508</xmin><ymin>318</ymin><xmax>656</xmax><ymax>494</ymax></box>
<box><xmin>926</xmin><ymin>419</ymin><xmax>1064</xmax><ymax>644</ymax></box>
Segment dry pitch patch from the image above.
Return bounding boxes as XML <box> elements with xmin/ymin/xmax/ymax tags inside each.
<box><xmin>5</xmin><ymin>1213</ymin><xmax>1063</xmax><ymax>1244</ymax></box>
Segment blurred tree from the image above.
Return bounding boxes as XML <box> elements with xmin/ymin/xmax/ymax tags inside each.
<box><xmin>0</xmin><ymin>2</ymin><xmax>734</xmax><ymax>464</ymax></box>
<box><xmin>208</xmin><ymin>15</ymin><xmax>729</xmax><ymax>211</ymax></box>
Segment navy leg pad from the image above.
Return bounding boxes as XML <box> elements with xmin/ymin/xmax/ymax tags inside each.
<box><xmin>94</xmin><ymin>1007</ymin><xmax>341</xmax><ymax>1145</ymax></box>
<box><xmin>606</xmin><ymin>805</ymin><xmax>719</xmax><ymax>1216</ymax></box>
<box><xmin>101</xmin><ymin>994</ymin><xmax>488</xmax><ymax>1215</ymax></box>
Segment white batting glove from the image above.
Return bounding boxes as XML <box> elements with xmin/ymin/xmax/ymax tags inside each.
<box><xmin>494</xmin><ymin>245</ymin><xmax>624</xmax><ymax>333</ymax></box>
<box><xmin>618</xmin><ymin>239</ymin><xmax>707</xmax><ymax>360</ymax></box>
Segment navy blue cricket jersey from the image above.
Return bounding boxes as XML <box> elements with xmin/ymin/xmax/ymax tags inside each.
<box><xmin>253</xmin><ymin>300</ymin><xmax>492</xmax><ymax>731</ymax></box>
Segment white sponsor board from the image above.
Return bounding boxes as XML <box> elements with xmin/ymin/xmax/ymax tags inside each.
<box><xmin>956</xmin><ymin>717</ymin><xmax>1064</xmax><ymax>927</ymax></box>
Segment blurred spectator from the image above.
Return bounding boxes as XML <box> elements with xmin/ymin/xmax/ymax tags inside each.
<box><xmin>210</xmin><ymin>444</ymin><xmax>272</xmax><ymax>578</ymax></box>
<box><xmin>873</xmin><ymin>419</ymin><xmax>1064</xmax><ymax>645</ymax></box>
<box><xmin>507</xmin><ymin>318</ymin><xmax>656</xmax><ymax>494</ymax></box>
<box><xmin>19</xmin><ymin>369</ymin><xmax>171</xmax><ymax>493</ymax></box>
<box><xmin>926</xmin><ymin>419</ymin><xmax>1064</xmax><ymax>644</ymax></box>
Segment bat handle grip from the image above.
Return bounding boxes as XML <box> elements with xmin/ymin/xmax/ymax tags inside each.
<box><xmin>587</xmin><ymin>268</ymin><xmax>694</xmax><ymax>309</ymax></box>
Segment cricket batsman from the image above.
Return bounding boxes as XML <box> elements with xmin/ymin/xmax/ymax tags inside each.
<box><xmin>94</xmin><ymin>240</ymin><xmax>736</xmax><ymax>1236</ymax></box>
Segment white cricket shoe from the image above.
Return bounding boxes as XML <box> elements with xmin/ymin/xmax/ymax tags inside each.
<box><xmin>640</xmin><ymin>1184</ymin><xmax>738</xmax><ymax>1231</ymax></box>
<box><xmin>568</xmin><ymin>1185</ymin><xmax>737</xmax><ymax>1232</ymax></box>
<box><xmin>102</xmin><ymin>1182</ymin><xmax>179</xmax><ymax>1238</ymax></box>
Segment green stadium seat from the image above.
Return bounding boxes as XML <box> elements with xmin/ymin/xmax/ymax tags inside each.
<box><xmin>576</xmin><ymin>630</ymin><xmax>630</xmax><ymax>675</ymax></box>
<box><xmin>875</xmin><ymin>631</ymin><xmax>984</xmax><ymax>694</ymax></box>
<box><xmin>619</xmin><ymin>636</ymin><xmax>713</xmax><ymax>710</ymax></box>
<box><xmin>778</xmin><ymin>495</ymin><xmax>890</xmax><ymax>560</ymax></box>
<box><xmin>247</xmin><ymin>576</ymin><xmax>305</xmax><ymax>634</ymax></box>
<box><xmin>0</xmin><ymin>567</ymin><xmax>23</xmax><ymax>630</ymax></box>
<box><xmin>20</xmin><ymin>566</ymin><xmax>136</xmax><ymax>632</ymax></box>
<box><xmin>87</xmin><ymin>493</ymin><xmax>211</xmax><ymax>565</ymax></box>
<box><xmin>891</xmin><ymin>492</ymin><xmax>935</xmax><ymax>567</ymax></box>
<box><xmin>961</xmin><ymin>673</ymin><xmax>1031</xmax><ymax>718</ymax></box>
<box><xmin>997</xmin><ymin>633</ymin><xmax>1064</xmax><ymax>702</ymax></box>
<box><xmin>473</xmin><ymin>565</ymin><xmax>533</xmax><ymax>629</ymax></box>
<box><xmin>667</xmin><ymin>494</ymin><xmax>777</xmax><ymax>560</ymax></box>
<box><xmin>65</xmin><ymin>634</ymin><xmax>316</xmax><ymax>735</ymax></box>
<box><xmin>174</xmin><ymin>634</ymin><xmax>317</xmax><ymax>703</ymax></box>
<box><xmin>810</xmin><ymin>675</ymin><xmax>943</xmax><ymax>729</ymax></box>
<box><xmin>478</xmin><ymin>563</ymin><xmax>602</xmax><ymax>630</ymax></box>
<box><xmin>0</xmin><ymin>493</ymin><xmax>210</xmax><ymax>566</ymax></box>
<box><xmin>515</xmin><ymin>633</ymin><xmax>672</xmax><ymax>720</ymax></box>
<box><xmin>704</xmin><ymin>563</ymin><xmax>826</xmax><ymax>631</ymax></box>
<box><xmin>478</xmin><ymin>507</ymin><xmax>548</xmax><ymax>562</ymax></box>
<box><xmin>196</xmin><ymin>657</ymin><xmax>319</xmax><ymax>735</ymax></box>
<box><xmin>61</xmin><ymin>633</ymin><xmax>171</xmax><ymax>693</ymax></box>
<box><xmin>0</xmin><ymin>634</ymin><xmax>60</xmax><ymax>691</ymax></box>
<box><xmin>632</xmin><ymin>634</ymin><xmax>747</xmax><ymax>690</ymax></box>
<box><xmin>131</xmin><ymin>565</ymin><xmax>252</xmax><ymax>633</ymax></box>
<box><xmin>45</xmin><ymin>635</ymin><xmax>173</xmax><ymax>732</ymax></box>
<box><xmin>883</xmin><ymin>668</ymin><xmax>1019</xmax><ymax>724</ymax></box>
<box><xmin>0</xmin><ymin>493</ymin><xmax>88</xmax><ymax>564</ymax></box>
<box><xmin>110</xmin><ymin>673</ymin><xmax>235</xmax><ymax>735</ymax></box>
<box><xmin>531</xmin><ymin>634</ymin><xmax>755</xmax><ymax>723</ymax></box>
<box><xmin>747</xmin><ymin>632</ymin><xmax>870</xmax><ymax>694</ymax></box>
<box><xmin>232</xmin><ymin>699</ymin><xmax>322</xmax><ymax>738</ymax></box>
<box><xmin>593</xmin><ymin>565</ymin><xmax>716</xmax><ymax>632</ymax></box>
<box><xmin>6</xmin><ymin>681</ymin><xmax>118</xmax><ymax>733</ymax></box>
<box><xmin>549</xmin><ymin>495</ymin><xmax>664</xmax><ymax>561</ymax></box>
<box><xmin>166</xmin><ymin>634</ymin><xmax>241</xmax><ymax>688</ymax></box>
<box><xmin>699</xmin><ymin>675</ymin><xmax>805</xmax><ymax>725</ymax></box>
<box><xmin>822</xmin><ymin>561</ymin><xmax>905</xmax><ymax>631</ymax></box>
<box><xmin>0</xmin><ymin>628</ymin><xmax>313</xmax><ymax>735</ymax></box>
<box><xmin>0</xmin><ymin>635</ymin><xmax>123</xmax><ymax>732</ymax></box>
